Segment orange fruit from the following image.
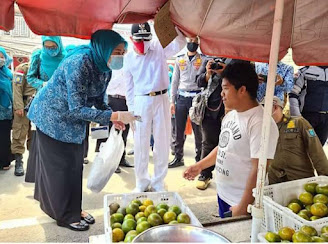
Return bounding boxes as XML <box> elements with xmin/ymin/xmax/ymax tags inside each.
<box><xmin>163</xmin><ymin>211</ymin><xmax>177</xmax><ymax>224</ymax></box>
<box><xmin>147</xmin><ymin>213</ymin><xmax>163</xmax><ymax>226</ymax></box>
<box><xmin>177</xmin><ymin>213</ymin><xmax>191</xmax><ymax>224</ymax></box>
<box><xmin>112</xmin><ymin>228</ymin><xmax>125</xmax><ymax>242</ymax></box>
<box><xmin>299</xmin><ymin>192</ymin><xmax>314</xmax><ymax>205</ymax></box>
<box><xmin>136</xmin><ymin>221</ymin><xmax>151</xmax><ymax>234</ymax></box>
<box><xmin>278</xmin><ymin>227</ymin><xmax>295</xmax><ymax>241</ymax></box>
<box><xmin>311</xmin><ymin>203</ymin><xmax>328</xmax><ymax>217</ymax></box>
<box><xmin>142</xmin><ymin>199</ymin><xmax>154</xmax><ymax>207</ymax></box>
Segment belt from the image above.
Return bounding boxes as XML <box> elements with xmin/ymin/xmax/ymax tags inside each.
<box><xmin>178</xmin><ymin>90</ymin><xmax>201</xmax><ymax>98</ymax></box>
<box><xmin>144</xmin><ymin>89</ymin><xmax>167</xmax><ymax>96</ymax></box>
<box><xmin>109</xmin><ymin>94</ymin><xmax>126</xmax><ymax>100</ymax></box>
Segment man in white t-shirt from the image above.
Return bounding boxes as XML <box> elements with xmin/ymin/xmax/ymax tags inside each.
<box><xmin>184</xmin><ymin>61</ymin><xmax>279</xmax><ymax>217</ymax></box>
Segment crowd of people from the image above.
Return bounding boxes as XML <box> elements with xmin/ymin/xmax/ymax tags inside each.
<box><xmin>1</xmin><ymin>21</ymin><xmax>328</xmax><ymax>231</ymax></box>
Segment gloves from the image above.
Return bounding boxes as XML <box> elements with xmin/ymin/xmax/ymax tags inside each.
<box><xmin>117</xmin><ymin>111</ymin><xmax>137</xmax><ymax>124</ymax></box>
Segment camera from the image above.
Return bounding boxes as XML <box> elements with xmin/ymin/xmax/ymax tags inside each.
<box><xmin>210</xmin><ymin>58</ymin><xmax>225</xmax><ymax>70</ymax></box>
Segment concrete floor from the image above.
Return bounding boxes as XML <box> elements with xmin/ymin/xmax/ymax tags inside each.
<box><xmin>0</xmin><ymin>133</ymin><xmax>222</xmax><ymax>243</ymax></box>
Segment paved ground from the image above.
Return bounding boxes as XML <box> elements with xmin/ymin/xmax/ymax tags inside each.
<box><xmin>0</xmin><ymin>133</ymin><xmax>221</xmax><ymax>243</ymax></box>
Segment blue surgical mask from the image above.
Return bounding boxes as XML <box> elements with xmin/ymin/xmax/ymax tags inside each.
<box><xmin>108</xmin><ymin>55</ymin><xmax>124</xmax><ymax>70</ymax></box>
<box><xmin>45</xmin><ymin>47</ymin><xmax>60</xmax><ymax>57</ymax></box>
<box><xmin>0</xmin><ymin>58</ymin><xmax>5</xmax><ymax>67</ymax></box>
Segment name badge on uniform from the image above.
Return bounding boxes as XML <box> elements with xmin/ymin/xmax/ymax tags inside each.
<box><xmin>14</xmin><ymin>70</ymin><xmax>24</xmax><ymax>84</ymax></box>
<box><xmin>307</xmin><ymin>128</ymin><xmax>317</xmax><ymax>137</ymax></box>
<box><xmin>287</xmin><ymin>120</ymin><xmax>295</xmax><ymax>129</ymax></box>
<box><xmin>179</xmin><ymin>59</ymin><xmax>186</xmax><ymax>71</ymax></box>
<box><xmin>193</xmin><ymin>58</ymin><xmax>202</xmax><ymax>70</ymax></box>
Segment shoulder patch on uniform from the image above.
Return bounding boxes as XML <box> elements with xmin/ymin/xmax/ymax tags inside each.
<box><xmin>307</xmin><ymin>128</ymin><xmax>317</xmax><ymax>137</ymax></box>
<box><xmin>13</xmin><ymin>70</ymin><xmax>25</xmax><ymax>84</ymax></box>
<box><xmin>287</xmin><ymin>120</ymin><xmax>295</xmax><ymax>129</ymax></box>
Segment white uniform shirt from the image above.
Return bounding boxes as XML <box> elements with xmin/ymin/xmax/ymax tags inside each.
<box><xmin>216</xmin><ymin>105</ymin><xmax>279</xmax><ymax>206</ymax></box>
<box><xmin>106</xmin><ymin>69</ymin><xmax>126</xmax><ymax>97</ymax></box>
<box><xmin>124</xmin><ymin>32</ymin><xmax>186</xmax><ymax>111</ymax></box>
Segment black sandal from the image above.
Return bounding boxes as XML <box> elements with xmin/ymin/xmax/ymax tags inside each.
<box><xmin>57</xmin><ymin>220</ymin><xmax>89</xmax><ymax>231</ymax></box>
<box><xmin>81</xmin><ymin>213</ymin><xmax>95</xmax><ymax>224</ymax></box>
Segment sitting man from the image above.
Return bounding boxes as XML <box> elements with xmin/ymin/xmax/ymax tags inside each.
<box><xmin>183</xmin><ymin>61</ymin><xmax>279</xmax><ymax>217</ymax></box>
<box><xmin>264</xmin><ymin>96</ymin><xmax>328</xmax><ymax>184</ymax></box>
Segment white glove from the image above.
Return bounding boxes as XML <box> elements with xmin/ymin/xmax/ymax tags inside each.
<box><xmin>117</xmin><ymin>111</ymin><xmax>137</xmax><ymax>124</ymax></box>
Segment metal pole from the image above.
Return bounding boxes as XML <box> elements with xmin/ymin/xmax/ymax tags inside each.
<box><xmin>251</xmin><ymin>0</ymin><xmax>284</xmax><ymax>242</ymax></box>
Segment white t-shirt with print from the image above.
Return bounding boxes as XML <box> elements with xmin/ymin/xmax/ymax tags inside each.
<box><xmin>215</xmin><ymin>105</ymin><xmax>279</xmax><ymax>206</ymax></box>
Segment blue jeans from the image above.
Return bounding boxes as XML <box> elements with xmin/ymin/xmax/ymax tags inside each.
<box><xmin>217</xmin><ymin>194</ymin><xmax>231</xmax><ymax>218</ymax></box>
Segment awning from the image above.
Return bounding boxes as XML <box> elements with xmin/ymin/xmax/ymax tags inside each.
<box><xmin>1</xmin><ymin>1</ymin><xmax>328</xmax><ymax>65</ymax></box>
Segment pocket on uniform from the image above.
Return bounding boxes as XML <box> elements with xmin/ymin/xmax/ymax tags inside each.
<box><xmin>12</xmin><ymin>126</ymin><xmax>23</xmax><ymax>140</ymax></box>
<box><xmin>282</xmin><ymin>133</ymin><xmax>298</xmax><ymax>150</ymax></box>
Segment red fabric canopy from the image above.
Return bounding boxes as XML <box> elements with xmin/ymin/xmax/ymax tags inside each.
<box><xmin>0</xmin><ymin>0</ymin><xmax>15</xmax><ymax>31</ymax></box>
<box><xmin>1</xmin><ymin>0</ymin><xmax>328</xmax><ymax>65</ymax></box>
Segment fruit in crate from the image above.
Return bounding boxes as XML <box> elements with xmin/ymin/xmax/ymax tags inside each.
<box><xmin>278</xmin><ymin>227</ymin><xmax>295</xmax><ymax>241</ymax></box>
<box><xmin>292</xmin><ymin>231</ymin><xmax>312</xmax><ymax>242</ymax></box>
<box><xmin>122</xmin><ymin>219</ymin><xmax>137</xmax><ymax>234</ymax></box>
<box><xmin>311</xmin><ymin>203</ymin><xmax>328</xmax><ymax>217</ymax></box>
<box><xmin>109</xmin><ymin>202</ymin><xmax>120</xmax><ymax>215</ymax></box>
<box><xmin>136</xmin><ymin>221</ymin><xmax>151</xmax><ymax>233</ymax></box>
<box><xmin>304</xmin><ymin>183</ymin><xmax>318</xmax><ymax>195</ymax></box>
<box><xmin>112</xmin><ymin>228</ymin><xmax>125</xmax><ymax>242</ymax></box>
<box><xmin>316</xmin><ymin>184</ymin><xmax>328</xmax><ymax>196</ymax></box>
<box><xmin>299</xmin><ymin>192</ymin><xmax>313</xmax><ymax>205</ymax></box>
<box><xmin>265</xmin><ymin>232</ymin><xmax>281</xmax><ymax>242</ymax></box>
<box><xmin>287</xmin><ymin>203</ymin><xmax>302</xmax><ymax>214</ymax></box>
<box><xmin>264</xmin><ymin>225</ymin><xmax>328</xmax><ymax>242</ymax></box>
<box><xmin>313</xmin><ymin>194</ymin><xmax>328</xmax><ymax>204</ymax></box>
<box><xmin>144</xmin><ymin>205</ymin><xmax>157</xmax><ymax>217</ymax></box>
<box><xmin>147</xmin><ymin>213</ymin><xmax>163</xmax><ymax>226</ymax></box>
<box><xmin>126</xmin><ymin>203</ymin><xmax>139</xmax><ymax>216</ymax></box>
<box><xmin>109</xmin><ymin>198</ymin><xmax>191</xmax><ymax>242</ymax></box>
<box><xmin>299</xmin><ymin>225</ymin><xmax>317</xmax><ymax>237</ymax></box>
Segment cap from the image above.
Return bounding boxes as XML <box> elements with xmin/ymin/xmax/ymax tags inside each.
<box><xmin>131</xmin><ymin>22</ymin><xmax>152</xmax><ymax>40</ymax></box>
<box><xmin>261</xmin><ymin>96</ymin><xmax>284</xmax><ymax>108</ymax></box>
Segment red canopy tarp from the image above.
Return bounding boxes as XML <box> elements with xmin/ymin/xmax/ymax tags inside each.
<box><xmin>1</xmin><ymin>0</ymin><xmax>328</xmax><ymax>65</ymax></box>
<box><xmin>0</xmin><ymin>0</ymin><xmax>15</xmax><ymax>31</ymax></box>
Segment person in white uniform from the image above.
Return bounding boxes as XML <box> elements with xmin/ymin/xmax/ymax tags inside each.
<box><xmin>183</xmin><ymin>62</ymin><xmax>279</xmax><ymax>217</ymax></box>
<box><xmin>124</xmin><ymin>22</ymin><xmax>186</xmax><ymax>192</ymax></box>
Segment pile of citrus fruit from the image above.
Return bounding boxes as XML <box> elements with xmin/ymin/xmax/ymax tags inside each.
<box><xmin>286</xmin><ymin>182</ymin><xmax>328</xmax><ymax>221</ymax></box>
<box><xmin>265</xmin><ymin>225</ymin><xmax>328</xmax><ymax>242</ymax></box>
<box><xmin>109</xmin><ymin>198</ymin><xmax>191</xmax><ymax>242</ymax></box>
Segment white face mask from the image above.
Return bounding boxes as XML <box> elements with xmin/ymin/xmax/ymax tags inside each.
<box><xmin>143</xmin><ymin>41</ymin><xmax>151</xmax><ymax>54</ymax></box>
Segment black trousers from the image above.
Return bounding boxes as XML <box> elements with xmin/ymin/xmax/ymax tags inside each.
<box><xmin>174</xmin><ymin>95</ymin><xmax>202</xmax><ymax>162</ymax></box>
<box><xmin>0</xmin><ymin>120</ymin><xmax>13</xmax><ymax>168</ymax></box>
<box><xmin>302</xmin><ymin>112</ymin><xmax>328</xmax><ymax>146</ymax></box>
<box><xmin>96</xmin><ymin>96</ymin><xmax>130</xmax><ymax>163</ymax></box>
<box><xmin>200</xmin><ymin>113</ymin><xmax>222</xmax><ymax>179</ymax></box>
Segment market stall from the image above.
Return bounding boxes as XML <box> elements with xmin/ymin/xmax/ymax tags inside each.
<box><xmin>1</xmin><ymin>0</ymin><xmax>328</xmax><ymax>242</ymax></box>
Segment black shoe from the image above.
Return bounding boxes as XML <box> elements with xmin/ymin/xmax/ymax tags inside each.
<box><xmin>14</xmin><ymin>154</ymin><xmax>24</xmax><ymax>176</ymax></box>
<box><xmin>56</xmin><ymin>220</ymin><xmax>89</xmax><ymax>231</ymax></box>
<box><xmin>120</xmin><ymin>159</ymin><xmax>134</xmax><ymax>167</ymax></box>
<box><xmin>168</xmin><ymin>158</ymin><xmax>184</xmax><ymax>168</ymax></box>
<box><xmin>81</xmin><ymin>213</ymin><xmax>95</xmax><ymax>224</ymax></box>
<box><xmin>83</xmin><ymin>159</ymin><xmax>89</xmax><ymax>164</ymax></box>
<box><xmin>127</xmin><ymin>150</ymin><xmax>134</xmax><ymax>155</ymax></box>
<box><xmin>115</xmin><ymin>167</ymin><xmax>121</xmax><ymax>174</ymax></box>
<box><xmin>171</xmin><ymin>151</ymin><xmax>175</xmax><ymax>156</ymax></box>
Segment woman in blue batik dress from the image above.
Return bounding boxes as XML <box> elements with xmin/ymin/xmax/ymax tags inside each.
<box><xmin>0</xmin><ymin>47</ymin><xmax>14</xmax><ymax>170</ymax></box>
<box><xmin>25</xmin><ymin>36</ymin><xmax>66</xmax><ymax>183</ymax></box>
<box><xmin>28</xmin><ymin>30</ymin><xmax>137</xmax><ymax>231</ymax></box>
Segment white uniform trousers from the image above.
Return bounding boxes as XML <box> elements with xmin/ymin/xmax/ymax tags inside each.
<box><xmin>133</xmin><ymin>93</ymin><xmax>170</xmax><ymax>191</ymax></box>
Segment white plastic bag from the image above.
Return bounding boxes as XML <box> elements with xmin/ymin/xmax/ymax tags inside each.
<box><xmin>90</xmin><ymin>125</ymin><xmax>109</xmax><ymax>139</ymax></box>
<box><xmin>87</xmin><ymin>126</ymin><xmax>124</xmax><ymax>193</ymax></box>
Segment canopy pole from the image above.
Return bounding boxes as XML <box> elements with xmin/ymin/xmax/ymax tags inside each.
<box><xmin>251</xmin><ymin>0</ymin><xmax>284</xmax><ymax>242</ymax></box>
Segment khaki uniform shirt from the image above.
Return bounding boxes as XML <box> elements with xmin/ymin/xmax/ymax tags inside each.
<box><xmin>269</xmin><ymin>115</ymin><xmax>328</xmax><ymax>184</ymax></box>
<box><xmin>13</xmin><ymin>63</ymin><xmax>36</xmax><ymax>110</ymax></box>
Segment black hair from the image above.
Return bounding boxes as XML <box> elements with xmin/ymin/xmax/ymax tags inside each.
<box><xmin>221</xmin><ymin>61</ymin><xmax>258</xmax><ymax>100</ymax></box>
